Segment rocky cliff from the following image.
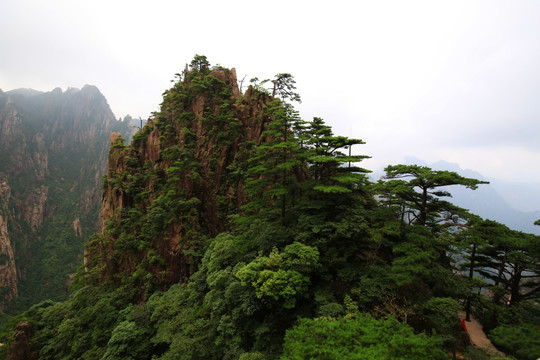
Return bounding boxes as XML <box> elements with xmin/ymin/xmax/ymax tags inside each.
<box><xmin>0</xmin><ymin>177</ymin><xmax>17</xmax><ymax>306</ymax></box>
<box><xmin>0</xmin><ymin>86</ymin><xmax>134</xmax><ymax>310</ymax></box>
<box><xmin>86</xmin><ymin>67</ymin><xmax>281</xmax><ymax>294</ymax></box>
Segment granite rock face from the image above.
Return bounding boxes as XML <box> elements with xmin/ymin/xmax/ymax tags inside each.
<box><xmin>6</xmin><ymin>321</ymin><xmax>38</xmax><ymax>360</ymax></box>
<box><xmin>0</xmin><ymin>177</ymin><xmax>17</xmax><ymax>306</ymax></box>
<box><xmin>0</xmin><ymin>86</ymin><xmax>135</xmax><ymax>309</ymax></box>
<box><xmin>90</xmin><ymin>68</ymin><xmax>285</xmax><ymax>294</ymax></box>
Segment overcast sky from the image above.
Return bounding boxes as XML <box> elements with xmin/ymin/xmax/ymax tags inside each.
<box><xmin>1</xmin><ymin>0</ymin><xmax>540</xmax><ymax>184</ymax></box>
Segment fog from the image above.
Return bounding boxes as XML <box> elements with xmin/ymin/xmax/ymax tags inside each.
<box><xmin>1</xmin><ymin>0</ymin><xmax>540</xmax><ymax>186</ymax></box>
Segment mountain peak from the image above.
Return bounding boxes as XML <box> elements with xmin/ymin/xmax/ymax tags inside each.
<box><xmin>78</xmin><ymin>85</ymin><xmax>106</xmax><ymax>104</ymax></box>
<box><xmin>81</xmin><ymin>84</ymin><xmax>101</xmax><ymax>94</ymax></box>
<box><xmin>5</xmin><ymin>88</ymin><xmax>43</xmax><ymax>97</ymax></box>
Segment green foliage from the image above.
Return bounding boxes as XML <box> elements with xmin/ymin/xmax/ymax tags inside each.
<box><xmin>377</xmin><ymin>164</ymin><xmax>487</xmax><ymax>228</ymax></box>
<box><xmin>5</xmin><ymin>287</ymin><xmax>133</xmax><ymax>360</ymax></box>
<box><xmin>264</xmin><ymin>73</ymin><xmax>302</xmax><ymax>103</ymax></box>
<box><xmin>421</xmin><ymin>297</ymin><xmax>461</xmax><ymax>332</ymax></box>
<box><xmin>101</xmin><ymin>304</ymin><xmax>154</xmax><ymax>360</ymax></box>
<box><xmin>147</xmin><ymin>283</ymin><xmax>219</xmax><ymax>360</ymax></box>
<box><xmin>236</xmin><ymin>242</ymin><xmax>319</xmax><ymax>308</ymax></box>
<box><xmin>459</xmin><ymin>219</ymin><xmax>540</xmax><ymax>314</ymax></box>
<box><xmin>389</xmin><ymin>224</ymin><xmax>460</xmax><ymax>306</ymax></box>
<box><xmin>391</xmin><ymin>226</ymin><xmax>439</xmax><ymax>286</ymax></box>
<box><xmin>420</xmin><ymin>297</ymin><xmax>462</xmax><ymax>353</ymax></box>
<box><xmin>111</xmin><ymin>136</ymin><xmax>126</xmax><ymax>148</ymax></box>
<box><xmin>189</xmin><ymin>54</ymin><xmax>210</xmax><ymax>73</ymax></box>
<box><xmin>490</xmin><ymin>323</ymin><xmax>540</xmax><ymax>360</ymax></box>
<box><xmin>239</xmin><ymin>352</ymin><xmax>267</xmax><ymax>360</ymax></box>
<box><xmin>241</xmin><ymin>99</ymin><xmax>305</xmax><ymax>222</ymax></box>
<box><xmin>303</xmin><ymin>117</ymin><xmax>369</xmax><ymax>193</ymax></box>
<box><xmin>462</xmin><ymin>346</ymin><xmax>492</xmax><ymax>360</ymax></box>
<box><xmin>463</xmin><ymin>346</ymin><xmax>517</xmax><ymax>360</ymax></box>
<box><xmin>281</xmin><ymin>314</ymin><xmax>448</xmax><ymax>359</ymax></box>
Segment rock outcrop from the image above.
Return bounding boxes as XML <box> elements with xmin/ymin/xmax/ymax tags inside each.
<box><xmin>91</xmin><ymin>67</ymin><xmax>279</xmax><ymax>293</ymax></box>
<box><xmin>6</xmin><ymin>322</ymin><xmax>37</xmax><ymax>360</ymax></box>
<box><xmin>0</xmin><ymin>177</ymin><xmax>17</xmax><ymax>306</ymax></box>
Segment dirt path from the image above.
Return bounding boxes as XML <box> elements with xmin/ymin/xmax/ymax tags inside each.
<box><xmin>458</xmin><ymin>312</ymin><xmax>505</xmax><ymax>357</ymax></box>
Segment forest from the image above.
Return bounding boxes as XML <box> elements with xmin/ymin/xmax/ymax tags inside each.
<box><xmin>1</xmin><ymin>55</ymin><xmax>539</xmax><ymax>360</ymax></box>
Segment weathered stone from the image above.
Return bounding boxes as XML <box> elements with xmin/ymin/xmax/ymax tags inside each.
<box><xmin>0</xmin><ymin>177</ymin><xmax>17</xmax><ymax>309</ymax></box>
<box><xmin>91</xmin><ymin>67</ymin><xmax>279</xmax><ymax>292</ymax></box>
<box><xmin>0</xmin><ymin>86</ymin><xmax>136</xmax><ymax>308</ymax></box>
<box><xmin>110</xmin><ymin>132</ymin><xmax>123</xmax><ymax>144</ymax></box>
<box><xmin>6</xmin><ymin>322</ymin><xmax>38</xmax><ymax>360</ymax></box>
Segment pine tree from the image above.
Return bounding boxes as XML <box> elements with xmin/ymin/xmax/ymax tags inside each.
<box><xmin>242</xmin><ymin>99</ymin><xmax>304</xmax><ymax>222</ymax></box>
<box><xmin>304</xmin><ymin>117</ymin><xmax>369</xmax><ymax>194</ymax></box>
<box><xmin>377</xmin><ymin>164</ymin><xmax>488</xmax><ymax>230</ymax></box>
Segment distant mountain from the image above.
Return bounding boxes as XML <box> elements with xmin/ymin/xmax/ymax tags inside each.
<box><xmin>5</xmin><ymin>88</ymin><xmax>44</xmax><ymax>97</ymax></box>
<box><xmin>0</xmin><ymin>85</ymin><xmax>135</xmax><ymax>310</ymax></box>
<box><xmin>489</xmin><ymin>180</ymin><xmax>540</xmax><ymax>213</ymax></box>
<box><xmin>373</xmin><ymin>157</ymin><xmax>540</xmax><ymax>235</ymax></box>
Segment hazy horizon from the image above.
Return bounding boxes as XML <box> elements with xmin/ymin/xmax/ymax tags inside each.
<box><xmin>2</xmin><ymin>0</ymin><xmax>540</xmax><ymax>185</ymax></box>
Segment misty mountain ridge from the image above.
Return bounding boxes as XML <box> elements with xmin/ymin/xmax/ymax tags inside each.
<box><xmin>373</xmin><ymin>156</ymin><xmax>540</xmax><ymax>235</ymax></box>
<box><xmin>4</xmin><ymin>88</ymin><xmax>43</xmax><ymax>97</ymax></box>
<box><xmin>0</xmin><ymin>84</ymin><xmax>135</xmax><ymax>310</ymax></box>
<box><xmin>5</xmin><ymin>86</ymin><xmax>95</xmax><ymax>97</ymax></box>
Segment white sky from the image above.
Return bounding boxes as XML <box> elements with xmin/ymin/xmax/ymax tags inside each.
<box><xmin>1</xmin><ymin>0</ymin><xmax>540</xmax><ymax>183</ymax></box>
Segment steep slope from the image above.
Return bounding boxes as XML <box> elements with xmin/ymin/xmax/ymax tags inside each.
<box><xmin>0</xmin><ymin>86</ymin><xmax>134</xmax><ymax>310</ymax></box>
<box><xmin>0</xmin><ymin>176</ymin><xmax>17</xmax><ymax>306</ymax></box>
<box><xmin>86</xmin><ymin>67</ymin><xmax>279</xmax><ymax>294</ymax></box>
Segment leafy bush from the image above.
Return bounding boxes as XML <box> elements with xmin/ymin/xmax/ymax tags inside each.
<box><xmin>490</xmin><ymin>323</ymin><xmax>540</xmax><ymax>360</ymax></box>
<box><xmin>281</xmin><ymin>314</ymin><xmax>449</xmax><ymax>360</ymax></box>
<box><xmin>236</xmin><ymin>242</ymin><xmax>319</xmax><ymax>309</ymax></box>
